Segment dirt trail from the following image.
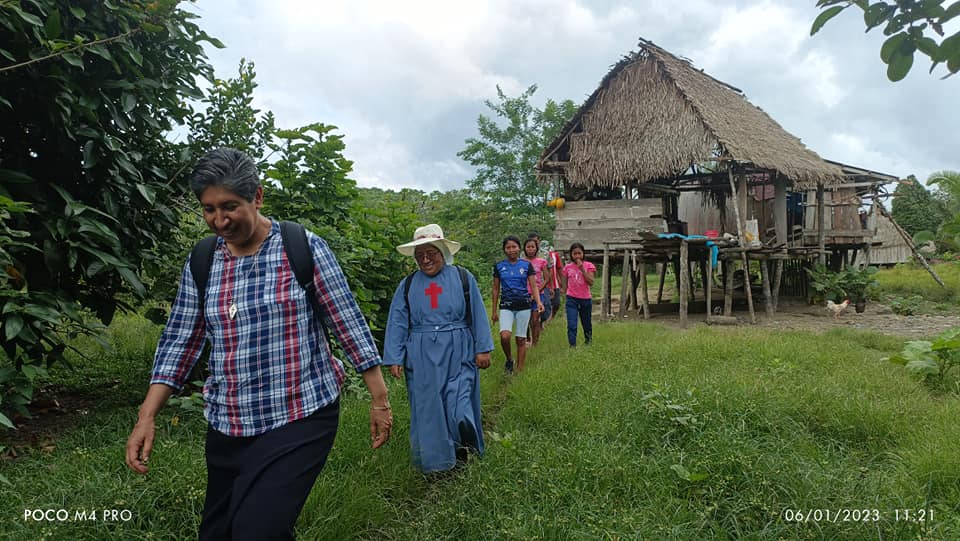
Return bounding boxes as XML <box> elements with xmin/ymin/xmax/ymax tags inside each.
<box><xmin>602</xmin><ymin>298</ymin><xmax>960</xmax><ymax>339</ymax></box>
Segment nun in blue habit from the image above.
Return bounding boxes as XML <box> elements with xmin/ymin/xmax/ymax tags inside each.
<box><xmin>383</xmin><ymin>224</ymin><xmax>494</xmax><ymax>473</ymax></box>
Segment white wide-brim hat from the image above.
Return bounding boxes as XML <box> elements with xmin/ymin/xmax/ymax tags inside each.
<box><xmin>396</xmin><ymin>224</ymin><xmax>461</xmax><ymax>260</ymax></box>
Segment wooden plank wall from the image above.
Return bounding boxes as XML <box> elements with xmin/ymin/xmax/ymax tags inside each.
<box><xmin>854</xmin><ymin>212</ymin><xmax>911</xmax><ymax>266</ymax></box>
<box><xmin>553</xmin><ymin>199</ymin><xmax>664</xmax><ymax>252</ymax></box>
<box><xmin>803</xmin><ymin>188</ymin><xmax>862</xmax><ymax>232</ymax></box>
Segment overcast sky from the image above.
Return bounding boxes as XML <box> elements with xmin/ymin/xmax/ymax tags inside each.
<box><xmin>188</xmin><ymin>0</ymin><xmax>957</xmax><ymax>193</ymax></box>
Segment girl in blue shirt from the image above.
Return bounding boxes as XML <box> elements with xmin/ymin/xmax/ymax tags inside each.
<box><xmin>491</xmin><ymin>236</ymin><xmax>543</xmax><ymax>373</ymax></box>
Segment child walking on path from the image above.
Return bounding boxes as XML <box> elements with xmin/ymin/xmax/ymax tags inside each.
<box><xmin>542</xmin><ymin>241</ymin><xmax>563</xmax><ymax>327</ymax></box>
<box><xmin>492</xmin><ymin>236</ymin><xmax>543</xmax><ymax>373</ymax></box>
<box><xmin>560</xmin><ymin>242</ymin><xmax>596</xmax><ymax>347</ymax></box>
<box><xmin>522</xmin><ymin>237</ymin><xmax>550</xmax><ymax>346</ymax></box>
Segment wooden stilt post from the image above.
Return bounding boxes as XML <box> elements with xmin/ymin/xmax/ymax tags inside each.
<box><xmin>639</xmin><ymin>260</ymin><xmax>650</xmax><ymax>319</ymax></box>
<box><xmin>699</xmin><ymin>261</ymin><xmax>708</xmax><ymax>297</ymax></box>
<box><xmin>760</xmin><ymin>258</ymin><xmax>774</xmax><ymax>318</ymax></box>
<box><xmin>724</xmin><ymin>259</ymin><xmax>733</xmax><ymax>316</ymax></box>
<box><xmin>772</xmin><ymin>260</ymin><xmax>784</xmax><ymax>312</ymax></box>
<box><xmin>773</xmin><ymin>173</ymin><xmax>787</xmax><ymax>313</ymax></box>
<box><xmin>680</xmin><ymin>240</ymin><xmax>689</xmax><ymax>328</ymax></box>
<box><xmin>602</xmin><ymin>248</ymin><xmax>611</xmax><ymax>319</ymax></box>
<box><xmin>743</xmin><ymin>257</ymin><xmax>756</xmax><ymax>324</ymax></box>
<box><xmin>817</xmin><ymin>183</ymin><xmax>826</xmax><ymax>267</ymax></box>
<box><xmin>706</xmin><ymin>251</ymin><xmax>713</xmax><ymax>317</ymax></box>
<box><xmin>728</xmin><ymin>169</ymin><xmax>756</xmax><ymax>324</ymax></box>
<box><xmin>656</xmin><ymin>261</ymin><xmax>668</xmax><ymax>304</ymax></box>
<box><xmin>618</xmin><ymin>253</ymin><xmax>629</xmax><ymax>318</ymax></box>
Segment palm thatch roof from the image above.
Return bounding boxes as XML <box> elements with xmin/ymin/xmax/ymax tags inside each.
<box><xmin>538</xmin><ymin>38</ymin><xmax>844</xmax><ymax>189</ymax></box>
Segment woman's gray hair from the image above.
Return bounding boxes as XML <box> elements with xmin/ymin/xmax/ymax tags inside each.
<box><xmin>189</xmin><ymin>148</ymin><xmax>260</xmax><ymax>201</ymax></box>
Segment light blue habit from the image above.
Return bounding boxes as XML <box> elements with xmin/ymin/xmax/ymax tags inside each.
<box><xmin>383</xmin><ymin>264</ymin><xmax>494</xmax><ymax>472</ymax></box>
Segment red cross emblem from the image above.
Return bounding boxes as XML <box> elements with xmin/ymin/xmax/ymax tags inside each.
<box><xmin>425</xmin><ymin>282</ymin><xmax>442</xmax><ymax>309</ymax></box>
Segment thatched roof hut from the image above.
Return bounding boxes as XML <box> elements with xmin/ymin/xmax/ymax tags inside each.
<box><xmin>538</xmin><ymin>39</ymin><xmax>844</xmax><ymax>189</ymax></box>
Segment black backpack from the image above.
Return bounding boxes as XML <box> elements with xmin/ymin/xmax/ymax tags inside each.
<box><xmin>190</xmin><ymin>221</ymin><xmax>324</xmax><ymax>325</ymax></box>
<box><xmin>402</xmin><ymin>266</ymin><xmax>472</xmax><ymax>327</ymax></box>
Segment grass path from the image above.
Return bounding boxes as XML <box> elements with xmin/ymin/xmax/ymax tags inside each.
<box><xmin>369</xmin><ymin>322</ymin><xmax>960</xmax><ymax>540</ymax></box>
<box><xmin>3</xmin><ymin>315</ymin><xmax>960</xmax><ymax>540</ymax></box>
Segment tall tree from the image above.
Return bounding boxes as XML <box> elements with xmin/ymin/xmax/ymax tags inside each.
<box><xmin>186</xmin><ymin>58</ymin><xmax>276</xmax><ymax>165</ymax></box>
<box><xmin>155</xmin><ymin>61</ymin><xmax>417</xmax><ymax>340</ymax></box>
<box><xmin>262</xmin><ymin>125</ymin><xmax>416</xmax><ymax>338</ymax></box>
<box><xmin>926</xmin><ymin>170</ymin><xmax>960</xmax><ymax>249</ymax></box>
<box><xmin>891</xmin><ymin>175</ymin><xmax>945</xmax><ymax>236</ymax></box>
<box><xmin>811</xmin><ymin>0</ymin><xmax>960</xmax><ymax>81</ymax></box>
<box><xmin>0</xmin><ymin>0</ymin><xmax>219</xmax><ymax>426</ymax></box>
<box><xmin>145</xmin><ymin>59</ymin><xmax>279</xmax><ymax>305</ymax></box>
<box><xmin>458</xmin><ymin>85</ymin><xmax>577</xmax><ymax>214</ymax></box>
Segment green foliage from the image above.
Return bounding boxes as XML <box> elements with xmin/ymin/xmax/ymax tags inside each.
<box><xmin>186</xmin><ymin>58</ymin><xmax>276</xmax><ymax>164</ymax></box>
<box><xmin>812</xmin><ymin>0</ymin><xmax>960</xmax><ymax>81</ymax></box>
<box><xmin>403</xmin><ymin>188</ymin><xmax>555</xmax><ymax>289</ymax></box>
<box><xmin>0</xmin><ymin>0</ymin><xmax>220</xmax><ymax>425</ymax></box>
<box><xmin>888</xmin><ymin>294</ymin><xmax>924</xmax><ymax>315</ymax></box>
<box><xmin>892</xmin><ymin>175</ymin><xmax>945</xmax><ymax>236</ymax></box>
<box><xmin>806</xmin><ymin>263</ymin><xmax>848</xmax><ymax>302</ymax></box>
<box><xmin>886</xmin><ymin>327</ymin><xmax>960</xmax><ymax>389</ymax></box>
<box><xmin>261</xmin><ymin>124</ymin><xmax>415</xmax><ymax>338</ymax></box>
<box><xmin>875</xmin><ymin>261</ymin><xmax>960</xmax><ymax>312</ymax></box>
<box><xmin>9</xmin><ymin>316</ymin><xmax>960</xmax><ymax>538</ymax></box>
<box><xmin>842</xmin><ymin>265</ymin><xmax>879</xmax><ymax>302</ymax></box>
<box><xmin>926</xmin><ymin>170</ymin><xmax>960</xmax><ymax>251</ymax></box>
<box><xmin>458</xmin><ymin>85</ymin><xmax>576</xmax><ymax>214</ymax></box>
<box><xmin>143</xmin><ymin>59</ymin><xmax>279</xmax><ymax>305</ymax></box>
<box><xmin>145</xmin><ymin>61</ymin><xmax>417</xmax><ymax>341</ymax></box>
<box><xmin>166</xmin><ymin>388</ymin><xmax>203</xmax><ymax>413</ymax></box>
<box><xmin>806</xmin><ymin>264</ymin><xmax>878</xmax><ymax>303</ymax></box>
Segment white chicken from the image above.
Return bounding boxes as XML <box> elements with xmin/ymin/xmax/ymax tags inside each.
<box><xmin>826</xmin><ymin>299</ymin><xmax>850</xmax><ymax>320</ymax></box>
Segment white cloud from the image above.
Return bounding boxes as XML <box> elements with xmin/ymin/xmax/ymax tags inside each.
<box><xmin>190</xmin><ymin>0</ymin><xmax>957</xmax><ymax>192</ymax></box>
<box><xmin>828</xmin><ymin>133</ymin><xmax>912</xmax><ymax>179</ymax></box>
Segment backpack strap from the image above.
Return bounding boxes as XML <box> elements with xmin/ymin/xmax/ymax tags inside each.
<box><xmin>458</xmin><ymin>265</ymin><xmax>472</xmax><ymax>327</ymax></box>
<box><xmin>280</xmin><ymin>221</ymin><xmax>320</xmax><ymax>316</ymax></box>
<box><xmin>280</xmin><ymin>221</ymin><xmax>333</xmax><ymax>345</ymax></box>
<box><xmin>190</xmin><ymin>222</ymin><xmax>331</xmax><ymax>342</ymax></box>
<box><xmin>403</xmin><ymin>265</ymin><xmax>471</xmax><ymax>327</ymax></box>
<box><xmin>190</xmin><ymin>234</ymin><xmax>218</xmax><ymax>314</ymax></box>
<box><xmin>403</xmin><ymin>271</ymin><xmax>416</xmax><ymax>329</ymax></box>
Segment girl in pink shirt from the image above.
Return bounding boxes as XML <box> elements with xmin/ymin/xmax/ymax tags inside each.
<box><xmin>523</xmin><ymin>237</ymin><xmax>550</xmax><ymax>346</ymax></box>
<box><xmin>560</xmin><ymin>242</ymin><xmax>595</xmax><ymax>346</ymax></box>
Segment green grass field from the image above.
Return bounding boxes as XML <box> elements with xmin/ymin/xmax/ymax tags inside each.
<box><xmin>3</xmin><ymin>309</ymin><xmax>959</xmax><ymax>540</ymax></box>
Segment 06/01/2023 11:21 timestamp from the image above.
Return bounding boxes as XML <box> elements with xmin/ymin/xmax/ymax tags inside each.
<box><xmin>781</xmin><ymin>508</ymin><xmax>936</xmax><ymax>523</ymax></box>
<box><xmin>894</xmin><ymin>509</ymin><xmax>934</xmax><ymax>522</ymax></box>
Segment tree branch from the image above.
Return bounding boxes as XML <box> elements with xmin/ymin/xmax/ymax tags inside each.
<box><xmin>0</xmin><ymin>28</ymin><xmax>141</xmax><ymax>74</ymax></box>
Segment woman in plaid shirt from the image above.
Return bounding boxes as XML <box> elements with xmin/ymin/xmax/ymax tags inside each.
<box><xmin>125</xmin><ymin>148</ymin><xmax>392</xmax><ymax>540</ymax></box>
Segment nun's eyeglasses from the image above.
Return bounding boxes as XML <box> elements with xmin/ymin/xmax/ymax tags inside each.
<box><xmin>414</xmin><ymin>249</ymin><xmax>441</xmax><ymax>261</ymax></box>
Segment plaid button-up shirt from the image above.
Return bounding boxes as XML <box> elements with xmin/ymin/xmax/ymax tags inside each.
<box><xmin>151</xmin><ymin>220</ymin><xmax>382</xmax><ymax>437</ymax></box>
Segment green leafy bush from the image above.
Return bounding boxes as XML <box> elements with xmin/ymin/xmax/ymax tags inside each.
<box><xmin>886</xmin><ymin>327</ymin><xmax>960</xmax><ymax>389</ymax></box>
<box><xmin>841</xmin><ymin>266</ymin><xmax>879</xmax><ymax>303</ymax></box>
<box><xmin>889</xmin><ymin>295</ymin><xmax>924</xmax><ymax>316</ymax></box>
<box><xmin>805</xmin><ymin>264</ymin><xmax>878</xmax><ymax>303</ymax></box>
<box><xmin>0</xmin><ymin>0</ymin><xmax>220</xmax><ymax>426</ymax></box>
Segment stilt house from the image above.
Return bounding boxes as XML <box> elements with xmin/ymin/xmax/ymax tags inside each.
<box><xmin>537</xmin><ymin>38</ymin><xmax>910</xmax><ymax>323</ymax></box>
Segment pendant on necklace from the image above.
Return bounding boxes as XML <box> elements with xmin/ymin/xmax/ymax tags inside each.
<box><xmin>229</xmin><ymin>302</ymin><xmax>238</xmax><ymax>320</ymax></box>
